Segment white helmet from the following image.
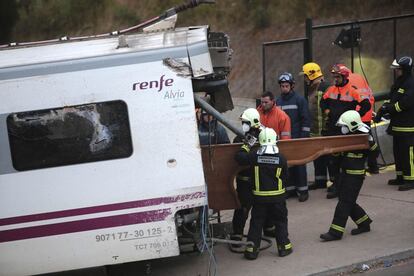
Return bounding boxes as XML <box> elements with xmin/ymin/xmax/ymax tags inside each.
<box><xmin>259</xmin><ymin>127</ymin><xmax>278</xmax><ymax>146</ymax></box>
<box><xmin>257</xmin><ymin>128</ymin><xmax>279</xmax><ymax>154</ymax></box>
<box><xmin>336</xmin><ymin>110</ymin><xmax>370</xmax><ymax>134</ymax></box>
<box><xmin>240</xmin><ymin>108</ymin><xmax>261</xmax><ymax>132</ymax></box>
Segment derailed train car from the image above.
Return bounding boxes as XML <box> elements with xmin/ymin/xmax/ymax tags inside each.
<box><xmin>0</xmin><ymin>1</ymin><xmax>235</xmax><ymax>275</ymax></box>
<box><xmin>0</xmin><ymin>1</ymin><xmax>372</xmax><ymax>275</ymax></box>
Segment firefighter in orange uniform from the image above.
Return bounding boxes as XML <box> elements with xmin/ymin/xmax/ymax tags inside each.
<box><xmin>320</xmin><ymin>64</ymin><xmax>371</xmax><ymax>198</ymax></box>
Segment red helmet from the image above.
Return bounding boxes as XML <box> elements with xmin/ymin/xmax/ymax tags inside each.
<box><xmin>331</xmin><ymin>63</ymin><xmax>351</xmax><ymax>79</ymax></box>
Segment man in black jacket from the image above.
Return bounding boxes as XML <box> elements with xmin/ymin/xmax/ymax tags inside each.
<box><xmin>376</xmin><ymin>56</ymin><xmax>414</xmax><ymax>191</ymax></box>
<box><xmin>235</xmin><ymin>127</ymin><xmax>292</xmax><ymax>260</ymax></box>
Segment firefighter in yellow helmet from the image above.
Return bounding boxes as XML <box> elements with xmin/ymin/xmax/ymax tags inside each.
<box><xmin>301</xmin><ymin>62</ymin><xmax>333</xmax><ymax>193</ymax></box>
<box><xmin>235</xmin><ymin>127</ymin><xmax>292</xmax><ymax>259</ymax></box>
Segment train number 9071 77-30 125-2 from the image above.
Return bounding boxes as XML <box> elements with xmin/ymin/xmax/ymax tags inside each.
<box><xmin>95</xmin><ymin>227</ymin><xmax>173</xmax><ymax>242</ymax></box>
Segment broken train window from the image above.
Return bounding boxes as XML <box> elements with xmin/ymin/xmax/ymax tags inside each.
<box><xmin>7</xmin><ymin>100</ymin><xmax>132</xmax><ymax>171</ymax></box>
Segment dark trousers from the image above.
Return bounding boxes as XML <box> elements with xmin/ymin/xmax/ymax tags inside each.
<box><xmin>247</xmin><ymin>201</ymin><xmax>290</xmax><ymax>248</ymax></box>
<box><xmin>366</xmin><ymin>123</ymin><xmax>379</xmax><ymax>170</ymax></box>
<box><xmin>286</xmin><ymin>165</ymin><xmax>308</xmax><ymax>194</ymax></box>
<box><xmin>367</xmin><ymin>146</ymin><xmax>380</xmax><ymax>170</ymax></box>
<box><xmin>232</xmin><ymin>178</ymin><xmax>252</xmax><ymax>235</ymax></box>
<box><xmin>329</xmin><ymin>173</ymin><xmax>372</xmax><ymax>237</ymax></box>
<box><xmin>327</xmin><ymin>154</ymin><xmax>341</xmax><ymax>190</ymax></box>
<box><xmin>393</xmin><ymin>135</ymin><xmax>414</xmax><ymax>183</ymax></box>
<box><xmin>314</xmin><ymin>155</ymin><xmax>333</xmax><ymax>187</ymax></box>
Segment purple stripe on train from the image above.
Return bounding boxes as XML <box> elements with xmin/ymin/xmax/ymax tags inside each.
<box><xmin>0</xmin><ymin>191</ymin><xmax>205</xmax><ymax>226</ymax></box>
<box><xmin>0</xmin><ymin>209</ymin><xmax>171</xmax><ymax>243</ymax></box>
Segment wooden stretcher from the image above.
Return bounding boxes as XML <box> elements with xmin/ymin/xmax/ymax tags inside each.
<box><xmin>201</xmin><ymin>134</ymin><xmax>369</xmax><ymax>210</ymax></box>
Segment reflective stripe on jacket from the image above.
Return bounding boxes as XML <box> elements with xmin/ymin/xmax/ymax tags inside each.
<box><xmin>351</xmin><ymin>73</ymin><xmax>375</xmax><ymax>123</ymax></box>
<box><xmin>235</xmin><ymin>146</ymin><xmax>288</xmax><ymax>203</ymax></box>
<box><xmin>276</xmin><ymin>90</ymin><xmax>311</xmax><ymax>138</ymax></box>
<box><xmin>320</xmin><ymin>81</ymin><xmax>371</xmax><ymax>136</ymax></box>
<box><xmin>387</xmin><ymin>74</ymin><xmax>414</xmax><ymax>135</ymax></box>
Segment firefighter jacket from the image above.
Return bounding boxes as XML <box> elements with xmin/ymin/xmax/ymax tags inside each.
<box><xmin>257</xmin><ymin>105</ymin><xmax>291</xmax><ymax>140</ymax></box>
<box><xmin>340</xmin><ymin>132</ymin><xmax>377</xmax><ymax>176</ymax></box>
<box><xmin>320</xmin><ymin>81</ymin><xmax>371</xmax><ymax>136</ymax></box>
<box><xmin>308</xmin><ymin>81</ymin><xmax>329</xmax><ymax>137</ymax></box>
<box><xmin>350</xmin><ymin>73</ymin><xmax>375</xmax><ymax>123</ymax></box>
<box><xmin>233</xmin><ymin>136</ymin><xmax>251</xmax><ymax>184</ymax></box>
<box><xmin>235</xmin><ymin>145</ymin><xmax>288</xmax><ymax>203</ymax></box>
<box><xmin>276</xmin><ymin>90</ymin><xmax>311</xmax><ymax>138</ymax></box>
<box><xmin>386</xmin><ymin>74</ymin><xmax>414</xmax><ymax>136</ymax></box>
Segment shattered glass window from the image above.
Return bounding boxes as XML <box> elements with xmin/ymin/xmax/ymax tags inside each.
<box><xmin>7</xmin><ymin>100</ymin><xmax>133</xmax><ymax>171</ymax></box>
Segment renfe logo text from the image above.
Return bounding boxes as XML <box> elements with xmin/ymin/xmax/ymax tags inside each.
<box><xmin>132</xmin><ymin>75</ymin><xmax>174</xmax><ymax>92</ymax></box>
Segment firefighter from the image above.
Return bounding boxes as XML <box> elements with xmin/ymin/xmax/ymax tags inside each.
<box><xmin>235</xmin><ymin>127</ymin><xmax>292</xmax><ymax>260</ymax></box>
<box><xmin>276</xmin><ymin>72</ymin><xmax>311</xmax><ymax>202</ymax></box>
<box><xmin>301</xmin><ymin>62</ymin><xmax>332</xmax><ymax>191</ymax></box>
<box><xmin>375</xmin><ymin>56</ymin><xmax>414</xmax><ymax>191</ymax></box>
<box><xmin>320</xmin><ymin>110</ymin><xmax>374</xmax><ymax>241</ymax></box>
<box><xmin>320</xmin><ymin>64</ymin><xmax>371</xmax><ymax>199</ymax></box>
<box><xmin>230</xmin><ymin>108</ymin><xmax>262</xmax><ymax>245</ymax></box>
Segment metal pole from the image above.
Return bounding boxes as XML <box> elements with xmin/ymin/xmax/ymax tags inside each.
<box><xmin>194</xmin><ymin>94</ymin><xmax>245</xmax><ymax>137</ymax></box>
<box><xmin>393</xmin><ymin>19</ymin><xmax>397</xmax><ymax>59</ymax></box>
<box><xmin>304</xmin><ymin>18</ymin><xmax>313</xmax><ymax>99</ymax></box>
<box><xmin>305</xmin><ymin>18</ymin><xmax>313</xmax><ymax>63</ymax></box>
<box><xmin>262</xmin><ymin>44</ymin><xmax>266</xmax><ymax>93</ymax></box>
<box><xmin>350</xmin><ymin>24</ymin><xmax>354</xmax><ymax>71</ymax></box>
<box><xmin>393</xmin><ymin>19</ymin><xmax>397</xmax><ymax>82</ymax></box>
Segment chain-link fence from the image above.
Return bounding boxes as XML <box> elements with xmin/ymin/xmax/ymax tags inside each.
<box><xmin>263</xmin><ymin>14</ymin><xmax>414</xmax><ymax>100</ymax></box>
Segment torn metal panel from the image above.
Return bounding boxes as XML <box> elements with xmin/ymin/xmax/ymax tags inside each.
<box><xmin>163</xmin><ymin>57</ymin><xmax>192</xmax><ymax>77</ymax></box>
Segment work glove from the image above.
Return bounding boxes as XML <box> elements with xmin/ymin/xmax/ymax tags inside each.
<box><xmin>373</xmin><ymin>110</ymin><xmax>383</xmax><ymax>123</ymax></box>
<box><xmin>381</xmin><ymin>102</ymin><xmax>392</xmax><ymax>114</ymax></box>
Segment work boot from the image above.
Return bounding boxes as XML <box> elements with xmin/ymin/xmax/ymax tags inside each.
<box><xmin>278</xmin><ymin>248</ymin><xmax>293</xmax><ymax>257</ymax></box>
<box><xmin>230</xmin><ymin>234</ymin><xmax>243</xmax><ymax>248</ymax></box>
<box><xmin>367</xmin><ymin>167</ymin><xmax>379</xmax><ymax>174</ymax></box>
<box><xmin>388</xmin><ymin>178</ymin><xmax>403</xmax><ymax>186</ymax></box>
<box><xmin>326</xmin><ymin>186</ymin><xmax>338</xmax><ymax>199</ymax></box>
<box><xmin>298</xmin><ymin>192</ymin><xmax>309</xmax><ymax>202</ymax></box>
<box><xmin>351</xmin><ymin>225</ymin><xmax>371</xmax><ymax>235</ymax></box>
<box><xmin>398</xmin><ymin>182</ymin><xmax>414</xmax><ymax>191</ymax></box>
<box><xmin>263</xmin><ymin>227</ymin><xmax>276</xmax><ymax>237</ymax></box>
<box><xmin>244</xmin><ymin>245</ymin><xmax>259</xmax><ymax>260</ymax></box>
<box><xmin>320</xmin><ymin>232</ymin><xmax>341</xmax><ymax>242</ymax></box>
<box><xmin>308</xmin><ymin>182</ymin><xmax>326</xmax><ymax>190</ymax></box>
<box><xmin>285</xmin><ymin>190</ymin><xmax>297</xmax><ymax>199</ymax></box>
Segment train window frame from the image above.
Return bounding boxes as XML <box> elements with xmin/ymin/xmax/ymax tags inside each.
<box><xmin>6</xmin><ymin>100</ymin><xmax>133</xmax><ymax>171</ymax></box>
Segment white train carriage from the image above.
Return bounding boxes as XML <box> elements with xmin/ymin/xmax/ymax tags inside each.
<box><xmin>0</xmin><ymin>26</ymin><xmax>214</xmax><ymax>276</ymax></box>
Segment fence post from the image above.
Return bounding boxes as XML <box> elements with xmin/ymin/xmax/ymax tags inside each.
<box><xmin>304</xmin><ymin>18</ymin><xmax>313</xmax><ymax>63</ymax></box>
<box><xmin>262</xmin><ymin>43</ymin><xmax>266</xmax><ymax>93</ymax></box>
<box><xmin>304</xmin><ymin>18</ymin><xmax>313</xmax><ymax>99</ymax></box>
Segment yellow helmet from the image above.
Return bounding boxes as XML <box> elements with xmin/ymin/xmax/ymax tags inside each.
<box><xmin>259</xmin><ymin>127</ymin><xmax>278</xmax><ymax>146</ymax></box>
<box><xmin>302</xmin><ymin>62</ymin><xmax>323</xmax><ymax>81</ymax></box>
